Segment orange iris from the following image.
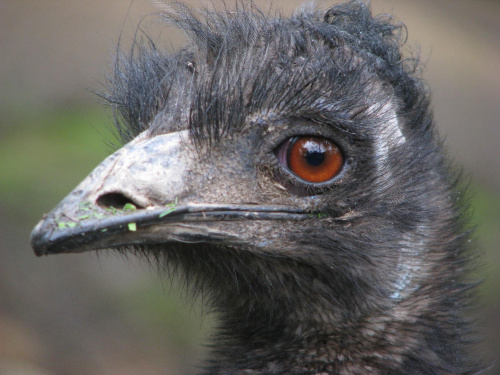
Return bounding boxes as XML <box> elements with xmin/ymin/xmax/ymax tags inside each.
<box><xmin>288</xmin><ymin>137</ymin><xmax>343</xmax><ymax>183</ymax></box>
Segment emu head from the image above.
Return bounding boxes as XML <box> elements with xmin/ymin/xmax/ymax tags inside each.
<box><xmin>31</xmin><ymin>1</ymin><xmax>478</xmax><ymax>373</ymax></box>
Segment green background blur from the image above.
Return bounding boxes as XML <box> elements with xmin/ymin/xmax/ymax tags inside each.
<box><xmin>1</xmin><ymin>0</ymin><xmax>499</xmax><ymax>374</ymax></box>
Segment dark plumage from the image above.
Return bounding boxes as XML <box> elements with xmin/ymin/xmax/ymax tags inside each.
<box><xmin>31</xmin><ymin>1</ymin><xmax>481</xmax><ymax>374</ymax></box>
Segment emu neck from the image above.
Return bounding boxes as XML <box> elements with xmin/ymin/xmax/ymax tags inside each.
<box><xmin>205</xmin><ymin>295</ymin><xmax>403</xmax><ymax>374</ymax></box>
<box><xmin>204</xmin><ymin>287</ymin><xmax>457</xmax><ymax>374</ymax></box>
<box><xmin>176</xmin><ymin>247</ymin><xmax>468</xmax><ymax>373</ymax></box>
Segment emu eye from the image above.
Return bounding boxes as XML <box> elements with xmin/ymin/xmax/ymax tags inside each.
<box><xmin>274</xmin><ymin>136</ymin><xmax>343</xmax><ymax>183</ymax></box>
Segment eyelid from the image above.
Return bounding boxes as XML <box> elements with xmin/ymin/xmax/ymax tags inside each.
<box><xmin>274</xmin><ymin>137</ymin><xmax>294</xmax><ymax>166</ymax></box>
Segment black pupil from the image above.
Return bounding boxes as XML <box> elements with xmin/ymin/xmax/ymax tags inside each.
<box><xmin>305</xmin><ymin>151</ymin><xmax>325</xmax><ymax>166</ymax></box>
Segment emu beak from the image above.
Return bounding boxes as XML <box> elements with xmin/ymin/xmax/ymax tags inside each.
<box><xmin>31</xmin><ymin>130</ymin><xmax>306</xmax><ymax>256</ymax></box>
<box><xmin>31</xmin><ymin>130</ymin><xmax>193</xmax><ymax>255</ymax></box>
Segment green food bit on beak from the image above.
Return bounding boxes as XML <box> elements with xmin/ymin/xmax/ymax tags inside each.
<box><xmin>160</xmin><ymin>198</ymin><xmax>178</xmax><ymax>218</ymax></box>
<box><xmin>79</xmin><ymin>201</ymin><xmax>93</xmax><ymax>211</ymax></box>
<box><xmin>57</xmin><ymin>221</ymin><xmax>77</xmax><ymax>229</ymax></box>
<box><xmin>159</xmin><ymin>207</ymin><xmax>175</xmax><ymax>218</ymax></box>
<box><xmin>123</xmin><ymin>203</ymin><xmax>137</xmax><ymax>211</ymax></box>
<box><xmin>128</xmin><ymin>222</ymin><xmax>137</xmax><ymax>231</ymax></box>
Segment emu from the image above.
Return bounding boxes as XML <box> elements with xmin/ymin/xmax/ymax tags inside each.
<box><xmin>31</xmin><ymin>1</ymin><xmax>480</xmax><ymax>374</ymax></box>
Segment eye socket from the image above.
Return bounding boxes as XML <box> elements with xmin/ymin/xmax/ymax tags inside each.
<box><xmin>274</xmin><ymin>136</ymin><xmax>343</xmax><ymax>183</ymax></box>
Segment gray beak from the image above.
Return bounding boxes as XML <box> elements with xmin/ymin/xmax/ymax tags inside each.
<box><xmin>31</xmin><ymin>130</ymin><xmax>193</xmax><ymax>255</ymax></box>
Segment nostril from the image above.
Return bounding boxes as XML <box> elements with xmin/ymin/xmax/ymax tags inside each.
<box><xmin>96</xmin><ymin>193</ymin><xmax>144</xmax><ymax>210</ymax></box>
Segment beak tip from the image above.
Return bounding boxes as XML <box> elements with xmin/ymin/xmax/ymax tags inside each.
<box><xmin>31</xmin><ymin>217</ymin><xmax>61</xmax><ymax>256</ymax></box>
<box><xmin>31</xmin><ymin>220</ymin><xmax>50</xmax><ymax>256</ymax></box>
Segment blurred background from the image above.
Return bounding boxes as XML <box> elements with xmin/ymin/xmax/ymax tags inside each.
<box><xmin>0</xmin><ymin>0</ymin><xmax>498</xmax><ymax>374</ymax></box>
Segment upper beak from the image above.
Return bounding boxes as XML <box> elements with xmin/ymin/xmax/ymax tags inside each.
<box><xmin>31</xmin><ymin>130</ymin><xmax>306</xmax><ymax>256</ymax></box>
